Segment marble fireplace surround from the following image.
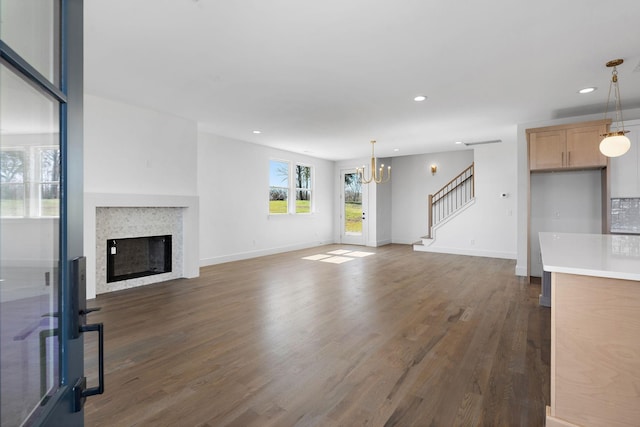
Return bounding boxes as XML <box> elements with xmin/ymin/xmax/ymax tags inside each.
<box><xmin>84</xmin><ymin>193</ymin><xmax>199</xmax><ymax>299</ymax></box>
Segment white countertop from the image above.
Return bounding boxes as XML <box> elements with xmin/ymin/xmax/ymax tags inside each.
<box><xmin>539</xmin><ymin>232</ymin><xmax>640</xmax><ymax>281</ymax></box>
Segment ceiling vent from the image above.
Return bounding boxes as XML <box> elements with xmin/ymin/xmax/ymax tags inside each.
<box><xmin>463</xmin><ymin>139</ymin><xmax>502</xmax><ymax>146</ymax></box>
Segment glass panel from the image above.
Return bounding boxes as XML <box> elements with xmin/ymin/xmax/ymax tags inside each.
<box><xmin>295</xmin><ymin>165</ymin><xmax>311</xmax><ymax>214</ymax></box>
<box><xmin>269</xmin><ymin>160</ymin><xmax>289</xmax><ymax>214</ymax></box>
<box><xmin>295</xmin><ymin>165</ymin><xmax>311</xmax><ymax>189</ymax></box>
<box><xmin>296</xmin><ymin>190</ymin><xmax>311</xmax><ymax>214</ymax></box>
<box><xmin>1</xmin><ymin>64</ymin><xmax>60</xmax><ymax>425</ymax></box>
<box><xmin>344</xmin><ymin>172</ymin><xmax>362</xmax><ymax>234</ymax></box>
<box><xmin>0</xmin><ymin>149</ymin><xmax>26</xmax><ymax>217</ymax></box>
<box><xmin>0</xmin><ymin>0</ymin><xmax>60</xmax><ymax>84</ymax></box>
<box><xmin>39</xmin><ymin>183</ymin><xmax>59</xmax><ymax>217</ymax></box>
<box><xmin>38</xmin><ymin>147</ymin><xmax>60</xmax><ymax>217</ymax></box>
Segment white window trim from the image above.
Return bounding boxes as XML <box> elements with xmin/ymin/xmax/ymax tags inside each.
<box><xmin>294</xmin><ymin>162</ymin><xmax>314</xmax><ymax>215</ymax></box>
<box><xmin>1</xmin><ymin>145</ymin><xmax>59</xmax><ymax>218</ymax></box>
<box><xmin>268</xmin><ymin>158</ymin><xmax>291</xmax><ymax>215</ymax></box>
<box><xmin>268</xmin><ymin>159</ymin><xmax>315</xmax><ymax>216</ymax></box>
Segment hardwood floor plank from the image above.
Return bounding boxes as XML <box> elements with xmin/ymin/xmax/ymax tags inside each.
<box><xmin>84</xmin><ymin>244</ymin><xmax>550</xmax><ymax>426</ymax></box>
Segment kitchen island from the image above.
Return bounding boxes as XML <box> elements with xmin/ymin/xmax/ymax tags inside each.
<box><xmin>539</xmin><ymin>232</ymin><xmax>640</xmax><ymax>427</ymax></box>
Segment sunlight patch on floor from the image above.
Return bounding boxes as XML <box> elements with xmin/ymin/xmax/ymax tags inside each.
<box><xmin>302</xmin><ymin>249</ymin><xmax>375</xmax><ymax>263</ymax></box>
<box><xmin>327</xmin><ymin>249</ymin><xmax>352</xmax><ymax>255</ymax></box>
<box><xmin>320</xmin><ymin>256</ymin><xmax>353</xmax><ymax>264</ymax></box>
<box><xmin>302</xmin><ymin>254</ymin><xmax>332</xmax><ymax>261</ymax></box>
<box><xmin>347</xmin><ymin>251</ymin><xmax>375</xmax><ymax>258</ymax></box>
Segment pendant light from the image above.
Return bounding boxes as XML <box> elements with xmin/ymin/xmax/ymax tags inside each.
<box><xmin>357</xmin><ymin>140</ymin><xmax>391</xmax><ymax>184</ymax></box>
<box><xmin>599</xmin><ymin>59</ymin><xmax>631</xmax><ymax>157</ymax></box>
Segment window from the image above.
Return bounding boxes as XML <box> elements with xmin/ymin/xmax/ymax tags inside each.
<box><xmin>0</xmin><ymin>146</ymin><xmax>60</xmax><ymax>218</ymax></box>
<box><xmin>269</xmin><ymin>160</ymin><xmax>314</xmax><ymax>214</ymax></box>
<box><xmin>37</xmin><ymin>147</ymin><xmax>60</xmax><ymax>216</ymax></box>
<box><xmin>269</xmin><ymin>159</ymin><xmax>289</xmax><ymax>214</ymax></box>
<box><xmin>0</xmin><ymin>149</ymin><xmax>26</xmax><ymax>217</ymax></box>
<box><xmin>295</xmin><ymin>164</ymin><xmax>312</xmax><ymax>214</ymax></box>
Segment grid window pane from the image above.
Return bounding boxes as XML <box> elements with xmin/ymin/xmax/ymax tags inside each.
<box><xmin>295</xmin><ymin>165</ymin><xmax>312</xmax><ymax>214</ymax></box>
<box><xmin>0</xmin><ymin>150</ymin><xmax>26</xmax><ymax>217</ymax></box>
<box><xmin>39</xmin><ymin>183</ymin><xmax>59</xmax><ymax>216</ymax></box>
<box><xmin>269</xmin><ymin>160</ymin><xmax>289</xmax><ymax>214</ymax></box>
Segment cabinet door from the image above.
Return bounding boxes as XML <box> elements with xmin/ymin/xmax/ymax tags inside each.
<box><xmin>566</xmin><ymin>125</ymin><xmax>608</xmax><ymax>168</ymax></box>
<box><xmin>529</xmin><ymin>130</ymin><xmax>565</xmax><ymax>170</ymax></box>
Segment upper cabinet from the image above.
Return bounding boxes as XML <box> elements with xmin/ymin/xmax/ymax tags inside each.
<box><xmin>528</xmin><ymin>120</ymin><xmax>610</xmax><ymax>171</ymax></box>
<box><xmin>529</xmin><ymin>130</ymin><xmax>565</xmax><ymax>170</ymax></box>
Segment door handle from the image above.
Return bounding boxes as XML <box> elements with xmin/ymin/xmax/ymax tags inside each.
<box><xmin>70</xmin><ymin>256</ymin><xmax>105</xmax><ymax>412</ymax></box>
<box><xmin>72</xmin><ymin>321</ymin><xmax>105</xmax><ymax>412</ymax></box>
<box><xmin>80</xmin><ymin>322</ymin><xmax>104</xmax><ymax>398</ymax></box>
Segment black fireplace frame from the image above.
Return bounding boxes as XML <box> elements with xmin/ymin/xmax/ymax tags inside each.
<box><xmin>106</xmin><ymin>235</ymin><xmax>172</xmax><ymax>283</ymax></box>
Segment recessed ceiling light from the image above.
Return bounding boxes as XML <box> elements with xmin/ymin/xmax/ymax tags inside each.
<box><xmin>414</xmin><ymin>95</ymin><xmax>427</xmax><ymax>102</ymax></box>
<box><xmin>253</xmin><ymin>130</ymin><xmax>261</xmax><ymax>134</ymax></box>
<box><xmin>578</xmin><ymin>87</ymin><xmax>596</xmax><ymax>94</ymax></box>
<box><xmin>393</xmin><ymin>148</ymin><xmax>400</xmax><ymax>152</ymax></box>
<box><xmin>455</xmin><ymin>141</ymin><xmax>463</xmax><ymax>145</ymax></box>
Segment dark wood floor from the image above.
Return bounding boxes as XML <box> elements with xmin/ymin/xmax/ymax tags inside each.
<box><xmin>84</xmin><ymin>244</ymin><xmax>550</xmax><ymax>426</ymax></box>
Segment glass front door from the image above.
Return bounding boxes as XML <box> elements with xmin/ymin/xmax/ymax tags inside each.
<box><xmin>1</xmin><ymin>0</ymin><xmax>86</xmax><ymax>425</ymax></box>
<box><xmin>0</xmin><ymin>62</ymin><xmax>61</xmax><ymax>426</ymax></box>
<box><xmin>341</xmin><ymin>169</ymin><xmax>366</xmax><ymax>245</ymax></box>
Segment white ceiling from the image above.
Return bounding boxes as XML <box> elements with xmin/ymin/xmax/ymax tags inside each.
<box><xmin>84</xmin><ymin>0</ymin><xmax>640</xmax><ymax>161</ymax></box>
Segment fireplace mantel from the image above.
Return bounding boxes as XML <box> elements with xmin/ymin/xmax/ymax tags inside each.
<box><xmin>84</xmin><ymin>193</ymin><xmax>199</xmax><ymax>299</ymax></box>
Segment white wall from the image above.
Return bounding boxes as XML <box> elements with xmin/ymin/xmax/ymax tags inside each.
<box><xmin>83</xmin><ymin>94</ymin><xmax>200</xmax><ymax>298</ymax></box>
<box><xmin>390</xmin><ymin>149</ymin><xmax>474</xmax><ymax>244</ymax></box>
<box><xmin>529</xmin><ymin>170</ymin><xmax>602</xmax><ymax>276</ymax></box>
<box><xmin>610</xmin><ymin>121</ymin><xmax>640</xmax><ymax>198</ymax></box>
<box><xmin>198</xmin><ymin>131</ymin><xmax>334</xmax><ymax>265</ymax></box>
<box><xmin>375</xmin><ymin>157</ymin><xmax>393</xmax><ymax>246</ymax></box>
<box><xmin>0</xmin><ymin>218</ymin><xmax>58</xmax><ymax>267</ymax></box>
<box><xmin>84</xmin><ymin>94</ymin><xmax>198</xmax><ymax>195</ymax></box>
<box><xmin>391</xmin><ymin>140</ymin><xmax>517</xmax><ymax>259</ymax></box>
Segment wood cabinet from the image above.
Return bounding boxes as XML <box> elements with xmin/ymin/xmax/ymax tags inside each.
<box><xmin>526</xmin><ymin>119</ymin><xmax>611</xmax><ymax>284</ymax></box>
<box><xmin>528</xmin><ymin>121</ymin><xmax>609</xmax><ymax>171</ymax></box>
<box><xmin>547</xmin><ymin>272</ymin><xmax>640</xmax><ymax>427</ymax></box>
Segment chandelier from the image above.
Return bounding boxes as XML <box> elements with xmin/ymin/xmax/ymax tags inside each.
<box><xmin>357</xmin><ymin>140</ymin><xmax>391</xmax><ymax>184</ymax></box>
<box><xmin>599</xmin><ymin>59</ymin><xmax>631</xmax><ymax>157</ymax></box>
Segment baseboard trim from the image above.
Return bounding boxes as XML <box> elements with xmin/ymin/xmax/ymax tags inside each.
<box><xmin>515</xmin><ymin>264</ymin><xmax>528</xmax><ymax>277</ymax></box>
<box><xmin>199</xmin><ymin>240</ymin><xmax>333</xmax><ymax>267</ymax></box>
<box><xmin>370</xmin><ymin>239</ymin><xmax>392</xmax><ymax>247</ymax></box>
<box><xmin>413</xmin><ymin>245</ymin><xmax>516</xmax><ymax>260</ymax></box>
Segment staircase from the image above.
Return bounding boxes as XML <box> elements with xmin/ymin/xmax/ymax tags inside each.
<box><xmin>414</xmin><ymin>163</ymin><xmax>475</xmax><ymax>250</ymax></box>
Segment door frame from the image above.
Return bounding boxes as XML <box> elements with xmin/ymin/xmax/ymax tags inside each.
<box><xmin>340</xmin><ymin>168</ymin><xmax>367</xmax><ymax>245</ymax></box>
<box><xmin>1</xmin><ymin>0</ymin><xmax>86</xmax><ymax>425</ymax></box>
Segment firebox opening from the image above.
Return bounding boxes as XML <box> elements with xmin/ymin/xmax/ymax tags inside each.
<box><xmin>107</xmin><ymin>235</ymin><xmax>172</xmax><ymax>283</ymax></box>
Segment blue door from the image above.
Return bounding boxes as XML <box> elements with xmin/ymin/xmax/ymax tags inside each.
<box><xmin>1</xmin><ymin>1</ymin><xmax>97</xmax><ymax>425</ymax></box>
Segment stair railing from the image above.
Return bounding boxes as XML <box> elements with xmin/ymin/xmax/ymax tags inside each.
<box><xmin>427</xmin><ymin>163</ymin><xmax>474</xmax><ymax>238</ymax></box>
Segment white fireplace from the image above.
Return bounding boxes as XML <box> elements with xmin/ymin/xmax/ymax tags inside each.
<box><xmin>84</xmin><ymin>193</ymin><xmax>199</xmax><ymax>299</ymax></box>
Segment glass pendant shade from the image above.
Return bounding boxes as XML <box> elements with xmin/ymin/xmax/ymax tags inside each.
<box><xmin>600</xmin><ymin>59</ymin><xmax>630</xmax><ymax>158</ymax></box>
<box><xmin>599</xmin><ymin>133</ymin><xmax>631</xmax><ymax>157</ymax></box>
